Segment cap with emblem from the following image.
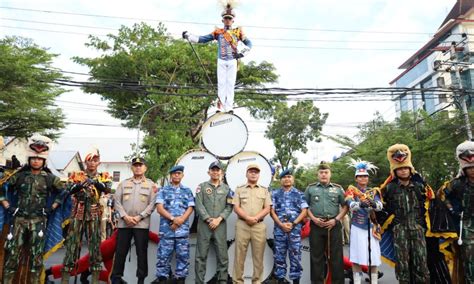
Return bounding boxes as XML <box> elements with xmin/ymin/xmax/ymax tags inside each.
<box><xmin>131</xmin><ymin>157</ymin><xmax>147</xmax><ymax>166</ymax></box>
<box><xmin>279</xmin><ymin>168</ymin><xmax>293</xmax><ymax>179</ymax></box>
<box><xmin>209</xmin><ymin>161</ymin><xmax>222</xmax><ymax>170</ymax></box>
<box><xmin>318</xmin><ymin>161</ymin><xmax>331</xmax><ymax>171</ymax></box>
<box><xmin>169</xmin><ymin>165</ymin><xmax>185</xmax><ymax>174</ymax></box>
<box><xmin>246</xmin><ymin>164</ymin><xmax>260</xmax><ymax>172</ymax></box>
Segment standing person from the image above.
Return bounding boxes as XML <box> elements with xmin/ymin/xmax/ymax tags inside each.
<box><xmin>345</xmin><ymin>159</ymin><xmax>382</xmax><ymax>284</ymax></box>
<box><xmin>152</xmin><ymin>165</ymin><xmax>194</xmax><ymax>284</ymax></box>
<box><xmin>1</xmin><ymin>134</ymin><xmax>65</xmax><ymax>284</ymax></box>
<box><xmin>304</xmin><ymin>162</ymin><xmax>348</xmax><ymax>284</ymax></box>
<box><xmin>232</xmin><ymin>164</ymin><xmax>272</xmax><ymax>284</ymax></box>
<box><xmin>194</xmin><ymin>161</ymin><xmax>233</xmax><ymax>284</ymax></box>
<box><xmin>110</xmin><ymin>157</ymin><xmax>157</xmax><ymax>284</ymax></box>
<box><xmin>438</xmin><ymin>140</ymin><xmax>474</xmax><ymax>283</ymax></box>
<box><xmin>378</xmin><ymin>144</ymin><xmax>431</xmax><ymax>284</ymax></box>
<box><xmin>270</xmin><ymin>169</ymin><xmax>308</xmax><ymax>284</ymax></box>
<box><xmin>182</xmin><ymin>0</ymin><xmax>252</xmax><ymax>113</ymax></box>
<box><xmin>99</xmin><ymin>191</ymin><xmax>113</xmax><ymax>241</ymax></box>
<box><xmin>61</xmin><ymin>147</ymin><xmax>112</xmax><ymax>284</ymax></box>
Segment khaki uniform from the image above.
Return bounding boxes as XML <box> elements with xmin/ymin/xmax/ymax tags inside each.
<box><xmin>232</xmin><ymin>184</ymin><xmax>272</xmax><ymax>284</ymax></box>
<box><xmin>304</xmin><ymin>182</ymin><xmax>346</xmax><ymax>284</ymax></box>
<box><xmin>111</xmin><ymin>177</ymin><xmax>157</xmax><ymax>281</ymax></box>
<box><xmin>99</xmin><ymin>193</ymin><xmax>112</xmax><ymax>241</ymax></box>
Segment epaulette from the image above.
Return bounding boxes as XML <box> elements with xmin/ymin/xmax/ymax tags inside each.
<box><xmin>331</xmin><ymin>183</ymin><xmax>343</xmax><ymax>188</ymax></box>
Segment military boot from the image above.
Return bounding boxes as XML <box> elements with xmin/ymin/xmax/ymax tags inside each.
<box><xmin>176</xmin><ymin>278</ymin><xmax>185</xmax><ymax>284</ymax></box>
<box><xmin>30</xmin><ymin>271</ymin><xmax>42</xmax><ymax>284</ymax></box>
<box><xmin>292</xmin><ymin>279</ymin><xmax>300</xmax><ymax>284</ymax></box>
<box><xmin>61</xmin><ymin>271</ymin><xmax>70</xmax><ymax>284</ymax></box>
<box><xmin>91</xmin><ymin>271</ymin><xmax>100</xmax><ymax>284</ymax></box>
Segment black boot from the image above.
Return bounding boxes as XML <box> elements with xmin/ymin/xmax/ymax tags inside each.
<box><xmin>176</xmin><ymin>278</ymin><xmax>185</xmax><ymax>284</ymax></box>
<box><xmin>276</xmin><ymin>278</ymin><xmax>286</xmax><ymax>284</ymax></box>
<box><xmin>151</xmin><ymin>277</ymin><xmax>167</xmax><ymax>284</ymax></box>
<box><xmin>111</xmin><ymin>277</ymin><xmax>128</xmax><ymax>284</ymax></box>
<box><xmin>293</xmin><ymin>279</ymin><xmax>300</xmax><ymax>284</ymax></box>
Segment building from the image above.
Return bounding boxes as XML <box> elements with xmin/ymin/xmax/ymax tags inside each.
<box><xmin>390</xmin><ymin>0</ymin><xmax>474</xmax><ymax>116</ymax></box>
<box><xmin>49</xmin><ymin>150</ymin><xmax>85</xmax><ymax>177</ymax></box>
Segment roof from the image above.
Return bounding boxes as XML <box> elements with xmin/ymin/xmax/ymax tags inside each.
<box><xmin>54</xmin><ymin>137</ymin><xmax>134</xmax><ymax>162</ymax></box>
<box><xmin>440</xmin><ymin>0</ymin><xmax>474</xmax><ymax>28</ymax></box>
<box><xmin>49</xmin><ymin>150</ymin><xmax>83</xmax><ymax>171</ymax></box>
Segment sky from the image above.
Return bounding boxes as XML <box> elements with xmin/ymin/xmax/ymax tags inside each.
<box><xmin>0</xmin><ymin>0</ymin><xmax>457</xmax><ymax>164</ymax></box>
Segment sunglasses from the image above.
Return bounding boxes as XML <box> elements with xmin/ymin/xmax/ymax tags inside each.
<box><xmin>223</xmin><ymin>16</ymin><xmax>233</xmax><ymax>20</ymax></box>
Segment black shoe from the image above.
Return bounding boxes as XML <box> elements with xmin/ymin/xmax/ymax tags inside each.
<box><xmin>150</xmin><ymin>277</ymin><xmax>167</xmax><ymax>284</ymax></box>
<box><xmin>111</xmin><ymin>277</ymin><xmax>128</xmax><ymax>284</ymax></box>
<box><xmin>176</xmin><ymin>278</ymin><xmax>185</xmax><ymax>284</ymax></box>
<box><xmin>216</xmin><ymin>110</ymin><xmax>221</xmax><ymax>113</ymax></box>
<box><xmin>276</xmin><ymin>278</ymin><xmax>286</xmax><ymax>284</ymax></box>
<box><xmin>293</xmin><ymin>279</ymin><xmax>300</xmax><ymax>284</ymax></box>
<box><xmin>137</xmin><ymin>277</ymin><xmax>144</xmax><ymax>284</ymax></box>
<box><xmin>228</xmin><ymin>110</ymin><xmax>234</xmax><ymax>114</ymax></box>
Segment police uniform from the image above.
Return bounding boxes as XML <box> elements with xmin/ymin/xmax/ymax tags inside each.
<box><xmin>155</xmin><ymin>165</ymin><xmax>195</xmax><ymax>281</ymax></box>
<box><xmin>194</xmin><ymin>162</ymin><xmax>233</xmax><ymax>284</ymax></box>
<box><xmin>305</xmin><ymin>180</ymin><xmax>346</xmax><ymax>284</ymax></box>
<box><xmin>232</xmin><ymin>164</ymin><xmax>272</xmax><ymax>284</ymax></box>
<box><xmin>272</xmin><ymin>169</ymin><xmax>308</xmax><ymax>282</ymax></box>
<box><xmin>111</xmin><ymin>157</ymin><xmax>157</xmax><ymax>284</ymax></box>
<box><xmin>1</xmin><ymin>135</ymin><xmax>65</xmax><ymax>284</ymax></box>
<box><xmin>62</xmin><ymin>147</ymin><xmax>113</xmax><ymax>284</ymax></box>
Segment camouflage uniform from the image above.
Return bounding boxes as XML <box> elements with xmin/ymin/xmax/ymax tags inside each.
<box><xmin>382</xmin><ymin>180</ymin><xmax>430</xmax><ymax>284</ymax></box>
<box><xmin>61</xmin><ymin>171</ymin><xmax>112</xmax><ymax>280</ymax></box>
<box><xmin>155</xmin><ymin>183</ymin><xmax>195</xmax><ymax>280</ymax></box>
<box><xmin>194</xmin><ymin>180</ymin><xmax>233</xmax><ymax>284</ymax></box>
<box><xmin>1</xmin><ymin>169</ymin><xmax>64</xmax><ymax>283</ymax></box>
<box><xmin>441</xmin><ymin>176</ymin><xmax>474</xmax><ymax>283</ymax></box>
<box><xmin>272</xmin><ymin>186</ymin><xmax>308</xmax><ymax>281</ymax></box>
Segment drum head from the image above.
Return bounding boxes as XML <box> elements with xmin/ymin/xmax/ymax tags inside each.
<box><xmin>225</xmin><ymin>151</ymin><xmax>273</xmax><ymax>191</ymax></box>
<box><xmin>176</xmin><ymin>150</ymin><xmax>219</xmax><ymax>195</ymax></box>
<box><xmin>228</xmin><ymin>240</ymin><xmax>274</xmax><ymax>283</ymax></box>
<box><xmin>201</xmin><ymin>112</ymin><xmax>248</xmax><ymax>159</ymax></box>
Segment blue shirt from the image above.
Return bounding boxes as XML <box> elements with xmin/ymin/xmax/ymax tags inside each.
<box><xmin>156</xmin><ymin>184</ymin><xmax>195</xmax><ymax>238</ymax></box>
<box><xmin>272</xmin><ymin>187</ymin><xmax>308</xmax><ymax>234</ymax></box>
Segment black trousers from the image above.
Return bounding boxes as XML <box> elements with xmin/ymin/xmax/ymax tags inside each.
<box><xmin>309</xmin><ymin>221</ymin><xmax>344</xmax><ymax>284</ymax></box>
<box><xmin>111</xmin><ymin>228</ymin><xmax>149</xmax><ymax>279</ymax></box>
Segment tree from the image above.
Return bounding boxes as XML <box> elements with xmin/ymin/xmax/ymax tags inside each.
<box><xmin>323</xmin><ymin>110</ymin><xmax>469</xmax><ymax>189</ymax></box>
<box><xmin>0</xmin><ymin>36</ymin><xmax>66</xmax><ymax>138</ymax></box>
<box><xmin>265</xmin><ymin>101</ymin><xmax>327</xmax><ymax>169</ymax></box>
<box><xmin>73</xmin><ymin>23</ymin><xmax>280</xmax><ymax>179</ymax></box>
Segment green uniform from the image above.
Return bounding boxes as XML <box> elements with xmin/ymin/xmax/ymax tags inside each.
<box><xmin>441</xmin><ymin>176</ymin><xmax>474</xmax><ymax>283</ymax></box>
<box><xmin>304</xmin><ymin>182</ymin><xmax>345</xmax><ymax>284</ymax></box>
<box><xmin>1</xmin><ymin>170</ymin><xmax>64</xmax><ymax>284</ymax></box>
<box><xmin>194</xmin><ymin>181</ymin><xmax>233</xmax><ymax>284</ymax></box>
<box><xmin>61</xmin><ymin>171</ymin><xmax>112</xmax><ymax>283</ymax></box>
<box><xmin>382</xmin><ymin>181</ymin><xmax>430</xmax><ymax>284</ymax></box>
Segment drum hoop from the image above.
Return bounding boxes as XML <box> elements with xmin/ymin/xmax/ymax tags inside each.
<box><xmin>200</xmin><ymin>112</ymin><xmax>249</xmax><ymax>160</ymax></box>
<box><xmin>175</xmin><ymin>148</ymin><xmax>218</xmax><ymax>165</ymax></box>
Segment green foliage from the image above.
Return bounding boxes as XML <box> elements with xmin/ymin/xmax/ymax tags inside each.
<box><xmin>318</xmin><ymin>110</ymin><xmax>469</xmax><ymax>190</ymax></box>
<box><xmin>73</xmin><ymin>23</ymin><xmax>279</xmax><ymax>179</ymax></box>
<box><xmin>265</xmin><ymin>101</ymin><xmax>327</xmax><ymax>169</ymax></box>
<box><xmin>0</xmin><ymin>36</ymin><xmax>66</xmax><ymax>138</ymax></box>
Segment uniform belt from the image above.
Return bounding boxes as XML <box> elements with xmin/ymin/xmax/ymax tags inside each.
<box><xmin>238</xmin><ymin>217</ymin><xmax>263</xmax><ymax>223</ymax></box>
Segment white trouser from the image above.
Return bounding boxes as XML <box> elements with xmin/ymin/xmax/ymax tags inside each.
<box><xmin>217</xmin><ymin>58</ymin><xmax>237</xmax><ymax>112</ymax></box>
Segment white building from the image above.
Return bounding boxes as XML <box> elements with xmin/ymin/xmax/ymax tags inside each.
<box><xmin>390</xmin><ymin>0</ymin><xmax>474</xmax><ymax>116</ymax></box>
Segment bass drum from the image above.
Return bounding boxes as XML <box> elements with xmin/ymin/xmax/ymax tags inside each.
<box><xmin>228</xmin><ymin>240</ymin><xmax>274</xmax><ymax>283</ymax></box>
<box><xmin>225</xmin><ymin>151</ymin><xmax>273</xmax><ymax>191</ymax></box>
<box><xmin>200</xmin><ymin>112</ymin><xmax>248</xmax><ymax>159</ymax></box>
<box><xmin>176</xmin><ymin>149</ymin><xmax>219</xmax><ymax>195</ymax></box>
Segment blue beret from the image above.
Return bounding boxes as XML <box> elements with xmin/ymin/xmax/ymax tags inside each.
<box><xmin>279</xmin><ymin>169</ymin><xmax>293</xmax><ymax>179</ymax></box>
<box><xmin>169</xmin><ymin>165</ymin><xmax>185</xmax><ymax>173</ymax></box>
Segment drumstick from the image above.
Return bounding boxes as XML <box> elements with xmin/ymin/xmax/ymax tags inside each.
<box><xmin>458</xmin><ymin>211</ymin><xmax>464</xmax><ymax>246</ymax></box>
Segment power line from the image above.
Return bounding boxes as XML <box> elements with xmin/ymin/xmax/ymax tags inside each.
<box><xmin>0</xmin><ymin>25</ymin><xmax>418</xmax><ymax>51</ymax></box>
<box><xmin>1</xmin><ymin>17</ymin><xmax>429</xmax><ymax>45</ymax></box>
<box><xmin>0</xmin><ymin>6</ymin><xmax>435</xmax><ymax>35</ymax></box>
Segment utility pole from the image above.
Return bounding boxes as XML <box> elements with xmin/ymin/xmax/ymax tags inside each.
<box><xmin>433</xmin><ymin>33</ymin><xmax>473</xmax><ymax>140</ymax></box>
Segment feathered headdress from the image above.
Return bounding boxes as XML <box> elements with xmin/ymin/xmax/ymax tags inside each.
<box><xmin>347</xmin><ymin>158</ymin><xmax>378</xmax><ymax>176</ymax></box>
<box><xmin>387</xmin><ymin>143</ymin><xmax>414</xmax><ymax>175</ymax></box>
<box><xmin>219</xmin><ymin>0</ymin><xmax>239</xmax><ymax>18</ymax></box>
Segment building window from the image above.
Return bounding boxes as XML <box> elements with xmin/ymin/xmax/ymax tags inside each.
<box><xmin>113</xmin><ymin>171</ymin><xmax>120</xmax><ymax>182</ymax></box>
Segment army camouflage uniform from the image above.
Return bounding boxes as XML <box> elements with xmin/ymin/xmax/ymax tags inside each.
<box><xmin>194</xmin><ymin>180</ymin><xmax>233</xmax><ymax>284</ymax></box>
<box><xmin>155</xmin><ymin>183</ymin><xmax>195</xmax><ymax>280</ymax></box>
<box><xmin>1</xmin><ymin>169</ymin><xmax>64</xmax><ymax>283</ymax></box>
<box><xmin>272</xmin><ymin>186</ymin><xmax>308</xmax><ymax>281</ymax></box>
<box><xmin>440</xmin><ymin>176</ymin><xmax>474</xmax><ymax>283</ymax></box>
<box><xmin>61</xmin><ymin>171</ymin><xmax>112</xmax><ymax>282</ymax></box>
<box><xmin>382</xmin><ymin>180</ymin><xmax>430</xmax><ymax>284</ymax></box>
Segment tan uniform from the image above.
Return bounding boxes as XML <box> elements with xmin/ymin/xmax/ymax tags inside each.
<box><xmin>113</xmin><ymin>177</ymin><xmax>157</xmax><ymax>228</ymax></box>
<box><xmin>99</xmin><ymin>193</ymin><xmax>112</xmax><ymax>241</ymax></box>
<box><xmin>232</xmin><ymin>184</ymin><xmax>272</xmax><ymax>284</ymax></box>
